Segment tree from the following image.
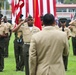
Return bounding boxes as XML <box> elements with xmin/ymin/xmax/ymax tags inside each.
<box><xmin>2</xmin><ymin>0</ymin><xmax>10</xmax><ymax>9</ymax></box>
<box><xmin>0</xmin><ymin>0</ymin><xmax>10</xmax><ymax>14</ymax></box>
<box><xmin>64</xmin><ymin>0</ymin><xmax>76</xmax><ymax>4</ymax></box>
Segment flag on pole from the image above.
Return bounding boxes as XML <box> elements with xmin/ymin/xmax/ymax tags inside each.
<box><xmin>15</xmin><ymin>0</ymin><xmax>24</xmax><ymax>24</ymax></box>
<box><xmin>11</xmin><ymin>0</ymin><xmax>56</xmax><ymax>27</ymax></box>
<box><xmin>12</xmin><ymin>0</ymin><xmax>24</xmax><ymax>25</ymax></box>
<box><xmin>24</xmin><ymin>0</ymin><xmax>56</xmax><ymax>17</ymax></box>
<box><xmin>11</xmin><ymin>0</ymin><xmax>15</xmax><ymax>16</ymax></box>
<box><xmin>33</xmin><ymin>0</ymin><xmax>42</xmax><ymax>30</ymax></box>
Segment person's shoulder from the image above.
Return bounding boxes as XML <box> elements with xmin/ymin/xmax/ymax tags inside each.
<box><xmin>33</xmin><ymin>25</ymin><xmax>39</xmax><ymax>29</ymax></box>
<box><xmin>65</xmin><ymin>27</ymin><xmax>70</xmax><ymax>31</ymax></box>
<box><xmin>7</xmin><ymin>22</ymin><xmax>11</xmax><ymax>25</ymax></box>
<box><xmin>1</xmin><ymin>22</ymin><xmax>4</xmax><ymax>25</ymax></box>
<box><xmin>32</xmin><ymin>30</ymin><xmax>42</xmax><ymax>36</ymax></box>
<box><xmin>6</xmin><ymin>22</ymin><xmax>11</xmax><ymax>27</ymax></box>
<box><xmin>1</xmin><ymin>22</ymin><xmax>5</xmax><ymax>27</ymax></box>
<box><xmin>58</xmin><ymin>30</ymin><xmax>67</xmax><ymax>38</ymax></box>
<box><xmin>53</xmin><ymin>30</ymin><xmax>67</xmax><ymax>41</ymax></box>
<box><xmin>33</xmin><ymin>25</ymin><xmax>40</xmax><ymax>31</ymax></box>
<box><xmin>55</xmin><ymin>29</ymin><xmax>67</xmax><ymax>36</ymax></box>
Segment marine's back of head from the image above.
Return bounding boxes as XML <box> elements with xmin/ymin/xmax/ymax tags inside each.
<box><xmin>43</xmin><ymin>14</ymin><xmax>55</xmax><ymax>26</ymax></box>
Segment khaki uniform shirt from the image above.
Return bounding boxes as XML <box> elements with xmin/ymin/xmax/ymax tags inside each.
<box><xmin>70</xmin><ymin>26</ymin><xmax>76</xmax><ymax>37</ymax></box>
<box><xmin>18</xmin><ymin>23</ymin><xmax>40</xmax><ymax>43</ymax></box>
<box><xmin>0</xmin><ymin>22</ymin><xmax>8</xmax><ymax>35</ymax></box>
<box><xmin>54</xmin><ymin>25</ymin><xmax>59</xmax><ymax>30</ymax></box>
<box><xmin>69</xmin><ymin>20</ymin><xmax>76</xmax><ymax>37</ymax></box>
<box><xmin>59</xmin><ymin>27</ymin><xmax>71</xmax><ymax>38</ymax></box>
<box><xmin>4</xmin><ymin>22</ymin><xmax>12</xmax><ymax>36</ymax></box>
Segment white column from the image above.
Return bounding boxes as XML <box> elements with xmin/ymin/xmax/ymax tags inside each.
<box><xmin>4</xmin><ymin>0</ymin><xmax>6</xmax><ymax>16</ymax></box>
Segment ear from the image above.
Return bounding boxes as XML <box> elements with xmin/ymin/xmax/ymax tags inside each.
<box><xmin>64</xmin><ymin>22</ymin><xmax>66</xmax><ymax>24</ymax></box>
<box><xmin>54</xmin><ymin>20</ymin><xmax>56</xmax><ymax>24</ymax></box>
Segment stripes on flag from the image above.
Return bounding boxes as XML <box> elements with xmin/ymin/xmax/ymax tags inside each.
<box><xmin>26</xmin><ymin>0</ymin><xmax>56</xmax><ymax>17</ymax></box>
<box><xmin>12</xmin><ymin>0</ymin><xmax>24</xmax><ymax>25</ymax></box>
<box><xmin>47</xmin><ymin>0</ymin><xmax>50</xmax><ymax>14</ymax></box>
<box><xmin>12</xmin><ymin>0</ymin><xmax>56</xmax><ymax>25</ymax></box>
<box><xmin>40</xmin><ymin>0</ymin><xmax>43</xmax><ymax>16</ymax></box>
<box><xmin>34</xmin><ymin>0</ymin><xmax>42</xmax><ymax>30</ymax></box>
<box><xmin>25</xmin><ymin>0</ymin><xmax>29</xmax><ymax>17</ymax></box>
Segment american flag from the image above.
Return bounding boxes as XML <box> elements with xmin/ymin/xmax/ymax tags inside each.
<box><xmin>12</xmin><ymin>0</ymin><xmax>56</xmax><ymax>28</ymax></box>
<box><xmin>25</xmin><ymin>0</ymin><xmax>56</xmax><ymax>17</ymax></box>
<box><xmin>12</xmin><ymin>0</ymin><xmax>24</xmax><ymax>25</ymax></box>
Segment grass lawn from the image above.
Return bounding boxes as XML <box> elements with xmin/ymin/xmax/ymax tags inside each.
<box><xmin>66</xmin><ymin>38</ymin><xmax>76</xmax><ymax>75</ymax></box>
<box><xmin>0</xmin><ymin>33</ymin><xmax>25</xmax><ymax>75</ymax></box>
<box><xmin>0</xmin><ymin>34</ymin><xmax>76</xmax><ymax>75</ymax></box>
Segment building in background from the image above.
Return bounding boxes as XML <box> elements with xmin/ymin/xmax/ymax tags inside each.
<box><xmin>56</xmin><ymin>4</ymin><xmax>76</xmax><ymax>20</ymax></box>
<box><xmin>0</xmin><ymin>0</ymin><xmax>11</xmax><ymax>23</ymax></box>
<box><xmin>0</xmin><ymin>0</ymin><xmax>11</xmax><ymax>17</ymax></box>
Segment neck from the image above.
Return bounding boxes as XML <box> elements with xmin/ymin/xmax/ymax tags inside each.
<box><xmin>0</xmin><ymin>21</ymin><xmax>1</xmax><ymax>24</ymax></box>
<box><xmin>45</xmin><ymin>24</ymin><xmax>55</xmax><ymax>26</ymax></box>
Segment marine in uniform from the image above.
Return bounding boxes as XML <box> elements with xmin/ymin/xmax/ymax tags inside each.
<box><xmin>0</xmin><ymin>14</ymin><xmax>8</xmax><ymax>72</ymax></box>
<box><xmin>69</xmin><ymin>20</ymin><xmax>76</xmax><ymax>55</ymax></box>
<box><xmin>59</xmin><ymin>18</ymin><xmax>71</xmax><ymax>71</ymax></box>
<box><xmin>13</xmin><ymin>14</ymin><xmax>24</xmax><ymax>71</ymax></box>
<box><xmin>59</xmin><ymin>18</ymin><xmax>71</xmax><ymax>39</ymax></box>
<box><xmin>3</xmin><ymin>16</ymin><xmax>12</xmax><ymax>57</ymax></box>
<box><xmin>12</xmin><ymin>15</ymin><xmax>40</xmax><ymax>75</ymax></box>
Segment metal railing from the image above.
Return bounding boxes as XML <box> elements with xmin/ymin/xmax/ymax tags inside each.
<box><xmin>57</xmin><ymin>12</ymin><xmax>75</xmax><ymax>19</ymax></box>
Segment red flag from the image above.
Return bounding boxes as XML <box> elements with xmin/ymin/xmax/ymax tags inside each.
<box><xmin>25</xmin><ymin>0</ymin><xmax>29</xmax><ymax>17</ymax></box>
<box><xmin>53</xmin><ymin>0</ymin><xmax>56</xmax><ymax>17</ymax></box>
<box><xmin>20</xmin><ymin>0</ymin><xmax>24</xmax><ymax>8</ymax></box>
<box><xmin>11</xmin><ymin>0</ymin><xmax>15</xmax><ymax>16</ymax></box>
<box><xmin>15</xmin><ymin>0</ymin><xmax>24</xmax><ymax>24</ymax></box>
<box><xmin>40</xmin><ymin>0</ymin><xmax>43</xmax><ymax>16</ymax></box>
<box><xmin>11</xmin><ymin>0</ymin><xmax>24</xmax><ymax>25</ymax></box>
<box><xmin>34</xmin><ymin>0</ymin><xmax>42</xmax><ymax>30</ymax></box>
<box><xmin>12</xmin><ymin>0</ymin><xmax>56</xmax><ymax>25</ymax></box>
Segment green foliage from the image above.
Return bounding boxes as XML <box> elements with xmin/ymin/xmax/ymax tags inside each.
<box><xmin>66</xmin><ymin>38</ymin><xmax>76</xmax><ymax>75</ymax></box>
<box><xmin>64</xmin><ymin>0</ymin><xmax>76</xmax><ymax>4</ymax></box>
<box><xmin>6</xmin><ymin>1</ymin><xmax>10</xmax><ymax>9</ymax></box>
<box><xmin>1</xmin><ymin>0</ymin><xmax>10</xmax><ymax>9</ymax></box>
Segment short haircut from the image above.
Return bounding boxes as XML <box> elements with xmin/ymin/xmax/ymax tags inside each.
<box><xmin>0</xmin><ymin>14</ymin><xmax>3</xmax><ymax>19</ymax></box>
<box><xmin>43</xmin><ymin>14</ymin><xmax>55</xmax><ymax>26</ymax></box>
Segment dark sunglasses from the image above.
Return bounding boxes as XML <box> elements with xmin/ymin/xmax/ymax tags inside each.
<box><xmin>28</xmin><ymin>19</ymin><xmax>33</xmax><ymax>21</ymax></box>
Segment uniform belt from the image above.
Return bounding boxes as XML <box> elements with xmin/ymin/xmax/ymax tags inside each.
<box><xmin>24</xmin><ymin>42</ymin><xmax>30</xmax><ymax>45</ymax></box>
